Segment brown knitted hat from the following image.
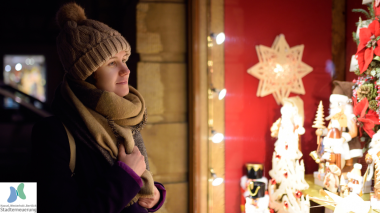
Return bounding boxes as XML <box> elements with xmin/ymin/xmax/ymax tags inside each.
<box><xmin>56</xmin><ymin>3</ymin><xmax>130</xmax><ymax>80</ymax></box>
<box><xmin>332</xmin><ymin>80</ymin><xmax>355</xmax><ymax>98</ymax></box>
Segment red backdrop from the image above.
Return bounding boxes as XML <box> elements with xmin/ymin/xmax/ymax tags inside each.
<box><xmin>224</xmin><ymin>1</ymin><xmax>332</xmax><ymax>212</ymax></box>
<box><xmin>224</xmin><ymin>0</ymin><xmax>371</xmax><ymax>212</ymax></box>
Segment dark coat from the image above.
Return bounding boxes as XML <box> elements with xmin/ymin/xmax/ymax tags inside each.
<box><xmin>30</xmin><ymin>116</ymin><xmax>163</xmax><ymax>213</ymax></box>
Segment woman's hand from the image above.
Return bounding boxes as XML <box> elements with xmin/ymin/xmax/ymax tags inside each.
<box><xmin>118</xmin><ymin>144</ymin><xmax>146</xmax><ymax>177</ymax></box>
<box><xmin>138</xmin><ymin>186</ymin><xmax>160</xmax><ymax>209</ymax></box>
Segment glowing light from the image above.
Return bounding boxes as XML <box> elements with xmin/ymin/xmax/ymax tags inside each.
<box><xmin>15</xmin><ymin>97</ymin><xmax>21</xmax><ymax>103</ymax></box>
<box><xmin>5</xmin><ymin>65</ymin><xmax>11</xmax><ymax>72</ymax></box>
<box><xmin>212</xmin><ymin>132</ymin><xmax>224</xmax><ymax>143</ymax></box>
<box><xmin>34</xmin><ymin>101</ymin><xmax>42</xmax><ymax>109</ymax></box>
<box><xmin>216</xmin><ymin>32</ymin><xmax>225</xmax><ymax>45</ymax></box>
<box><xmin>15</xmin><ymin>63</ymin><xmax>22</xmax><ymax>71</ymax></box>
<box><xmin>211</xmin><ymin>88</ymin><xmax>227</xmax><ymax>100</ymax></box>
<box><xmin>274</xmin><ymin>63</ymin><xmax>284</xmax><ymax>73</ymax></box>
<box><xmin>210</xmin><ymin>169</ymin><xmax>224</xmax><ymax>186</ymax></box>
<box><xmin>218</xmin><ymin>89</ymin><xmax>227</xmax><ymax>100</ymax></box>
<box><xmin>26</xmin><ymin>58</ymin><xmax>35</xmax><ymax>65</ymax></box>
<box><xmin>212</xmin><ymin>177</ymin><xmax>224</xmax><ymax>186</ymax></box>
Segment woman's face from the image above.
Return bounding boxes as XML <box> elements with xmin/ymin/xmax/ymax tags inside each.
<box><xmin>94</xmin><ymin>51</ymin><xmax>130</xmax><ymax>97</ymax></box>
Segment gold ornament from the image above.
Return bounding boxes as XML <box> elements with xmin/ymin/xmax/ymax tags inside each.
<box><xmin>331</xmin><ymin>109</ymin><xmax>347</xmax><ymax>128</ymax></box>
<box><xmin>246</xmin><ymin>164</ymin><xmax>263</xmax><ymax>172</ymax></box>
<box><xmin>247</xmin><ymin>34</ymin><xmax>313</xmax><ymax>104</ymax></box>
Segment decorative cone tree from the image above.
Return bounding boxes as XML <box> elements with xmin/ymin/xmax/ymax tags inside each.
<box><xmin>312</xmin><ymin>101</ymin><xmax>326</xmax><ymax>158</ymax></box>
<box><xmin>268</xmin><ymin>99</ymin><xmax>310</xmax><ymax>213</ymax></box>
<box><xmin>312</xmin><ymin>101</ymin><xmax>326</xmax><ymax>129</ymax></box>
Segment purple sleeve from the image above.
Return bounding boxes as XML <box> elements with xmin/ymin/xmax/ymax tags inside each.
<box><xmin>117</xmin><ymin>161</ymin><xmax>166</xmax><ymax>212</ymax></box>
<box><xmin>117</xmin><ymin>161</ymin><xmax>143</xmax><ymax>187</ymax></box>
<box><xmin>148</xmin><ymin>182</ymin><xmax>166</xmax><ymax>212</ymax></box>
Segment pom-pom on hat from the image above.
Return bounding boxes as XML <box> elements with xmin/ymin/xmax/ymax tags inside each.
<box><xmin>56</xmin><ymin>3</ymin><xmax>130</xmax><ymax>80</ymax></box>
<box><xmin>347</xmin><ymin>163</ymin><xmax>363</xmax><ymax>180</ymax></box>
<box><xmin>369</xmin><ymin>130</ymin><xmax>380</xmax><ymax>149</ymax></box>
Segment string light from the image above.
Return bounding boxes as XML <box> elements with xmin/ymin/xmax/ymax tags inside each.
<box><xmin>210</xmin><ymin>32</ymin><xmax>226</xmax><ymax>45</ymax></box>
<box><xmin>210</xmin><ymin>87</ymin><xmax>227</xmax><ymax>100</ymax></box>
<box><xmin>211</xmin><ymin>130</ymin><xmax>224</xmax><ymax>143</ymax></box>
<box><xmin>5</xmin><ymin>65</ymin><xmax>11</xmax><ymax>72</ymax></box>
<box><xmin>210</xmin><ymin>168</ymin><xmax>224</xmax><ymax>186</ymax></box>
<box><xmin>207</xmin><ymin>10</ymin><xmax>225</xmax><ymax>208</ymax></box>
<box><xmin>15</xmin><ymin>63</ymin><xmax>22</xmax><ymax>71</ymax></box>
<box><xmin>217</xmin><ymin>88</ymin><xmax>226</xmax><ymax>100</ymax></box>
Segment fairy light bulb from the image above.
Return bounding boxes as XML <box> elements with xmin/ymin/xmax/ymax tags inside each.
<box><xmin>216</xmin><ymin>32</ymin><xmax>225</xmax><ymax>45</ymax></box>
<box><xmin>218</xmin><ymin>88</ymin><xmax>227</xmax><ymax>100</ymax></box>
<box><xmin>210</xmin><ymin>169</ymin><xmax>224</xmax><ymax>186</ymax></box>
<box><xmin>211</xmin><ymin>130</ymin><xmax>224</xmax><ymax>143</ymax></box>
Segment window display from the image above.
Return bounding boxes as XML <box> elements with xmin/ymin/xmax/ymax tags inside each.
<box><xmin>3</xmin><ymin>55</ymin><xmax>46</xmax><ymax>102</ymax></box>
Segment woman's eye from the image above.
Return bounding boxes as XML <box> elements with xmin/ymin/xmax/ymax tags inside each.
<box><xmin>109</xmin><ymin>61</ymin><xmax>116</xmax><ymax>66</ymax></box>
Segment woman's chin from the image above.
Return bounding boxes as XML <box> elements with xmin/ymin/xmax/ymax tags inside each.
<box><xmin>115</xmin><ymin>88</ymin><xmax>129</xmax><ymax>97</ymax></box>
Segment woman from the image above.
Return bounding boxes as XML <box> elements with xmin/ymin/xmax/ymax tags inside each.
<box><xmin>30</xmin><ymin>3</ymin><xmax>165</xmax><ymax>213</ymax></box>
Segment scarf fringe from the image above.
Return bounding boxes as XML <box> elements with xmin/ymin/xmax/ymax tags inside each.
<box><xmin>107</xmin><ymin>117</ymin><xmax>123</xmax><ymax>141</ymax></box>
<box><xmin>125</xmin><ymin>196</ymin><xmax>140</xmax><ymax>207</ymax></box>
<box><xmin>107</xmin><ymin>109</ymin><xmax>147</xmax><ymax>139</ymax></box>
<box><xmin>131</xmin><ymin>109</ymin><xmax>148</xmax><ymax>135</ymax></box>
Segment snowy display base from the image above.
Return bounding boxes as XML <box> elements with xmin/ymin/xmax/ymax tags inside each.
<box><xmin>371</xmin><ymin>197</ymin><xmax>380</xmax><ymax>209</ymax></box>
<box><xmin>245</xmin><ymin>195</ymin><xmax>270</xmax><ymax>213</ymax></box>
<box><xmin>363</xmin><ymin>180</ymin><xmax>371</xmax><ymax>194</ymax></box>
<box><xmin>313</xmin><ymin>172</ymin><xmax>325</xmax><ymax>187</ymax></box>
<box><xmin>313</xmin><ymin>171</ymin><xmax>371</xmax><ymax>193</ymax></box>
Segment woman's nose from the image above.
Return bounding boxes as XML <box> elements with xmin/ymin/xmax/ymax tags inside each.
<box><xmin>120</xmin><ymin>64</ymin><xmax>130</xmax><ymax>76</ymax></box>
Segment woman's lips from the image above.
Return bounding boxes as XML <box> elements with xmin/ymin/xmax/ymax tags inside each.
<box><xmin>116</xmin><ymin>80</ymin><xmax>128</xmax><ymax>85</ymax></box>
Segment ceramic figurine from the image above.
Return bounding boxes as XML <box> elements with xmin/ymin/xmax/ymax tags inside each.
<box><xmin>321</xmin><ymin>120</ymin><xmax>343</xmax><ymax>170</ymax></box>
<box><xmin>325</xmin><ymin>81</ymin><xmax>362</xmax><ymax>180</ymax></box>
<box><xmin>347</xmin><ymin>164</ymin><xmax>363</xmax><ymax>195</ymax></box>
<box><xmin>366</xmin><ymin>131</ymin><xmax>380</xmax><ymax>199</ymax></box>
<box><xmin>323</xmin><ymin>164</ymin><xmax>341</xmax><ymax>194</ymax></box>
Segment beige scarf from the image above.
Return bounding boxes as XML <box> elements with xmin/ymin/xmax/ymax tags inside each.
<box><xmin>61</xmin><ymin>75</ymin><xmax>154</xmax><ymax>206</ymax></box>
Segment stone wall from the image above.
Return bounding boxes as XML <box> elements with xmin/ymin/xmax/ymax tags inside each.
<box><xmin>136</xmin><ymin>1</ymin><xmax>188</xmax><ymax>212</ymax></box>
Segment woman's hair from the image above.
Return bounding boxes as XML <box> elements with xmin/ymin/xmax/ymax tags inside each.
<box><xmin>85</xmin><ymin>72</ymin><xmax>97</xmax><ymax>85</ymax></box>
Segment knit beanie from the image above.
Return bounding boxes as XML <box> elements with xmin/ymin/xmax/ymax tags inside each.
<box><xmin>56</xmin><ymin>3</ymin><xmax>130</xmax><ymax>80</ymax></box>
